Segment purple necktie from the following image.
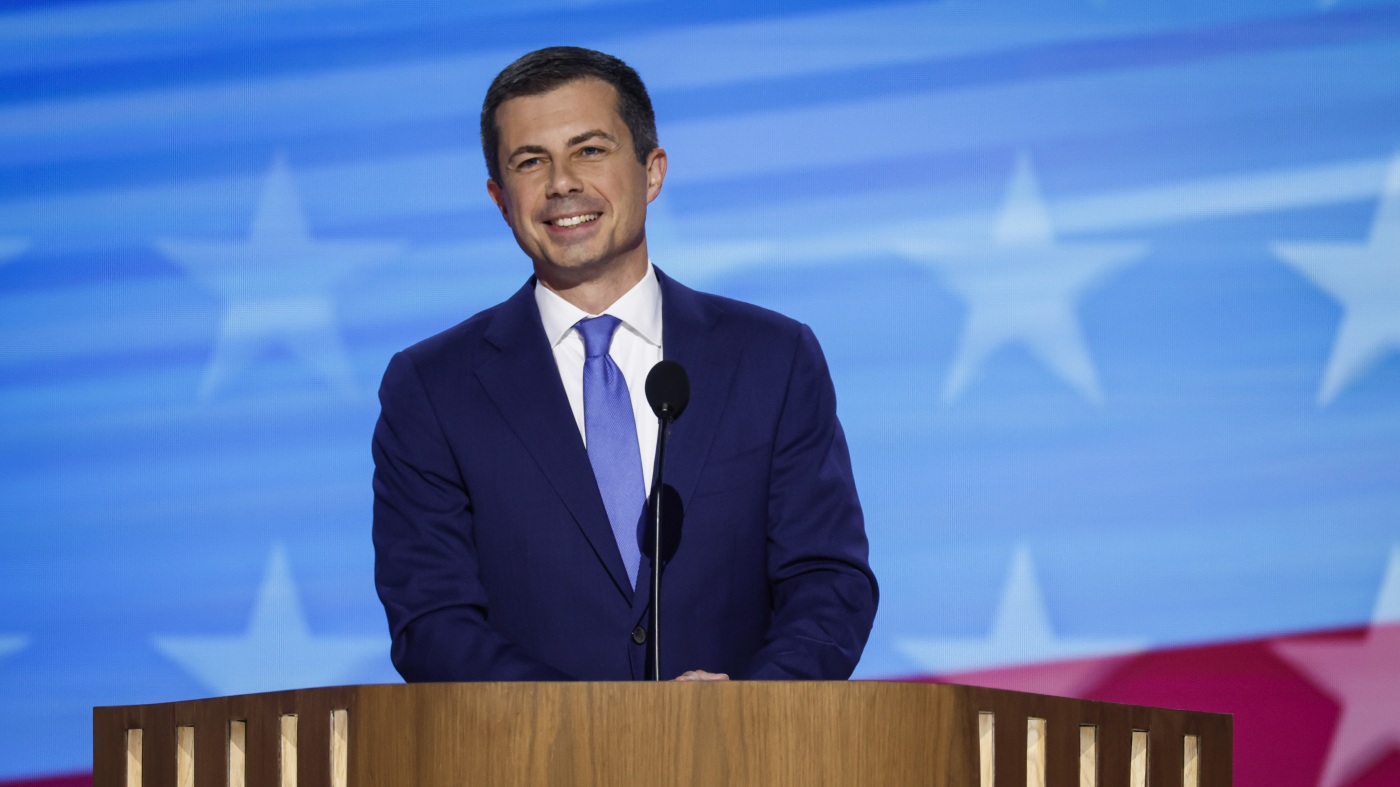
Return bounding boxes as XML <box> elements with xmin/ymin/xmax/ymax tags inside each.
<box><xmin>576</xmin><ymin>315</ymin><xmax>644</xmax><ymax>588</ymax></box>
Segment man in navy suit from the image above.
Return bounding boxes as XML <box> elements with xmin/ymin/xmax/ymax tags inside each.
<box><xmin>372</xmin><ymin>47</ymin><xmax>877</xmax><ymax>681</ymax></box>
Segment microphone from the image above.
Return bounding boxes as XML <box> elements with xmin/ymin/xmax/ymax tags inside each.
<box><xmin>643</xmin><ymin>360</ymin><xmax>689</xmax><ymax>680</ymax></box>
<box><xmin>645</xmin><ymin>360</ymin><xmax>689</xmax><ymax>422</ymax></box>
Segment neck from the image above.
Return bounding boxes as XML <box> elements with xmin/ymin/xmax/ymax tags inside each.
<box><xmin>536</xmin><ymin>252</ymin><xmax>649</xmax><ymax>315</ymax></box>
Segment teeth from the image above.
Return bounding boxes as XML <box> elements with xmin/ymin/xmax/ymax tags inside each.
<box><xmin>554</xmin><ymin>214</ymin><xmax>598</xmax><ymax>227</ymax></box>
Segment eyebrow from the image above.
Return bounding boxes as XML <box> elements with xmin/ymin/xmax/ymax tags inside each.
<box><xmin>506</xmin><ymin>144</ymin><xmax>548</xmax><ymax>162</ymax></box>
<box><xmin>506</xmin><ymin>130</ymin><xmax>619</xmax><ymax>163</ymax></box>
<box><xmin>567</xmin><ymin>129</ymin><xmax>617</xmax><ymax>147</ymax></box>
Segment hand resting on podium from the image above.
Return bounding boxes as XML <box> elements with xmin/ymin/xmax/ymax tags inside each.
<box><xmin>674</xmin><ymin>670</ymin><xmax>729</xmax><ymax>681</ymax></box>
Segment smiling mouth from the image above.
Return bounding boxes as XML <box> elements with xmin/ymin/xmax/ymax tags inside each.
<box><xmin>549</xmin><ymin>213</ymin><xmax>600</xmax><ymax>228</ymax></box>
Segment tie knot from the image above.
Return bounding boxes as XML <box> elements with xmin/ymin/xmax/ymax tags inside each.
<box><xmin>576</xmin><ymin>314</ymin><xmax>622</xmax><ymax>359</ymax></box>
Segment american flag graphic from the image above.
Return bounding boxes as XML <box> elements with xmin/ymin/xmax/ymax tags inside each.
<box><xmin>2</xmin><ymin>1</ymin><xmax>1398</xmax><ymax>784</ymax></box>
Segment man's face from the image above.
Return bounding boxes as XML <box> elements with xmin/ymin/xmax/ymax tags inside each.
<box><xmin>487</xmin><ymin>78</ymin><xmax>666</xmax><ymax>286</ymax></box>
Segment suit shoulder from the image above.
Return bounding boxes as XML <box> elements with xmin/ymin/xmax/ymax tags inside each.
<box><xmin>394</xmin><ymin>300</ymin><xmax>508</xmax><ymax>371</ymax></box>
<box><xmin>687</xmin><ymin>288</ymin><xmax>809</xmax><ymax>344</ymax></box>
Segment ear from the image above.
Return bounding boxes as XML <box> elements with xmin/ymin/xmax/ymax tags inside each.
<box><xmin>644</xmin><ymin>147</ymin><xmax>668</xmax><ymax>204</ymax></box>
<box><xmin>486</xmin><ymin>178</ymin><xmax>509</xmax><ymax>220</ymax></box>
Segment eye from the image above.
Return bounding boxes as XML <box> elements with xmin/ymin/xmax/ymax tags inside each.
<box><xmin>514</xmin><ymin>156</ymin><xmax>543</xmax><ymax>171</ymax></box>
<box><xmin>579</xmin><ymin>146</ymin><xmax>605</xmax><ymax>156</ymax></box>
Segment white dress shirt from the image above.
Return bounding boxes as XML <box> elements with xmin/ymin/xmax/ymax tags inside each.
<box><xmin>534</xmin><ymin>264</ymin><xmax>663</xmax><ymax>492</ymax></box>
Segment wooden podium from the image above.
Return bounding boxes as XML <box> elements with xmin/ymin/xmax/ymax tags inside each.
<box><xmin>94</xmin><ymin>681</ymin><xmax>1230</xmax><ymax>786</ymax></box>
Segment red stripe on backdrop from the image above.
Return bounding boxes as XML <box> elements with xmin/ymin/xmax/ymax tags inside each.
<box><xmin>910</xmin><ymin>622</ymin><xmax>1400</xmax><ymax>787</ymax></box>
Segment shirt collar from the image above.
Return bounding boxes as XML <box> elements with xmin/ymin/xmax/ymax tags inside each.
<box><xmin>535</xmin><ymin>262</ymin><xmax>663</xmax><ymax>349</ymax></box>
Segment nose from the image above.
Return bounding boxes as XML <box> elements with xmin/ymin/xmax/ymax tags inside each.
<box><xmin>547</xmin><ymin>158</ymin><xmax>583</xmax><ymax>197</ymax></box>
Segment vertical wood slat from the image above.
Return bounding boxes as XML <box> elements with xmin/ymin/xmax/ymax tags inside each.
<box><xmin>175</xmin><ymin>726</ymin><xmax>194</xmax><ymax>787</ymax></box>
<box><xmin>978</xmin><ymin>712</ymin><xmax>994</xmax><ymax>787</ymax></box>
<box><xmin>229</xmin><ymin>720</ymin><xmax>247</xmax><ymax>787</ymax></box>
<box><xmin>280</xmin><ymin>714</ymin><xmax>298</xmax><ymax>787</ymax></box>
<box><xmin>1183</xmin><ymin>735</ymin><xmax>1200</xmax><ymax>787</ymax></box>
<box><xmin>994</xmin><ymin>704</ymin><xmax>1026</xmax><ymax>787</ymax></box>
<box><xmin>1026</xmin><ymin>718</ymin><xmax>1047</xmax><ymax>787</ymax></box>
<box><xmin>1043</xmin><ymin>706</ymin><xmax>1078</xmax><ymax>787</ymax></box>
<box><xmin>125</xmin><ymin>729</ymin><xmax>142</xmax><ymax>787</ymax></box>
<box><xmin>1079</xmin><ymin>726</ymin><xmax>1098</xmax><ymax>787</ymax></box>
<box><xmin>1148</xmin><ymin>719</ymin><xmax>1183</xmax><ymax>787</ymax></box>
<box><xmin>1201</xmin><ymin>717</ymin><xmax>1232</xmax><ymax>787</ymax></box>
<box><xmin>297</xmin><ymin>703</ymin><xmax>330</xmax><ymax>787</ymax></box>
<box><xmin>1097</xmin><ymin>709</ymin><xmax>1131</xmax><ymax>786</ymax></box>
<box><xmin>243</xmin><ymin>700</ymin><xmax>279</xmax><ymax>787</ymax></box>
<box><xmin>330</xmin><ymin>709</ymin><xmax>349</xmax><ymax>787</ymax></box>
<box><xmin>192</xmin><ymin>700</ymin><xmax>229</xmax><ymax>787</ymax></box>
<box><xmin>1131</xmin><ymin>730</ymin><xmax>1150</xmax><ymax>787</ymax></box>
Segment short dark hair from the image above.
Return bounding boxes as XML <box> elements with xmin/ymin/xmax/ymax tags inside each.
<box><xmin>480</xmin><ymin>46</ymin><xmax>659</xmax><ymax>184</ymax></box>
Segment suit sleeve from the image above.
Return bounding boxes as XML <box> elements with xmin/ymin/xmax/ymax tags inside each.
<box><xmin>742</xmin><ymin>325</ymin><xmax>879</xmax><ymax>680</ymax></box>
<box><xmin>372</xmin><ymin>351</ymin><xmax>572</xmax><ymax>681</ymax></box>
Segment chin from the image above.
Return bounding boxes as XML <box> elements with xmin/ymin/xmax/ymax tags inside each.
<box><xmin>538</xmin><ymin>253</ymin><xmax>609</xmax><ymax>281</ymax></box>
<box><xmin>548</xmin><ymin>251</ymin><xmax>605</xmax><ymax>271</ymax></box>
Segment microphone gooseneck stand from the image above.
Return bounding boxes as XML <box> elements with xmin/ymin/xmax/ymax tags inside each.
<box><xmin>648</xmin><ymin>410</ymin><xmax>672</xmax><ymax>681</ymax></box>
<box><xmin>644</xmin><ymin>360</ymin><xmax>689</xmax><ymax>681</ymax></box>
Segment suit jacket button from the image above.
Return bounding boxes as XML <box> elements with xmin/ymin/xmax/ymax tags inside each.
<box><xmin>631</xmin><ymin>625</ymin><xmax>647</xmax><ymax>644</ymax></box>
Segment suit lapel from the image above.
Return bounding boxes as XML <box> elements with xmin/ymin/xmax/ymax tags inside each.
<box><xmin>658</xmin><ymin>268</ymin><xmax>744</xmax><ymax>515</ymax></box>
<box><xmin>626</xmin><ymin>270</ymin><xmax>742</xmax><ymax>631</ymax></box>
<box><xmin>476</xmin><ymin>280</ymin><xmax>636</xmax><ymax>601</ymax></box>
<box><xmin>658</xmin><ymin>271</ymin><xmax>741</xmax><ymax>540</ymax></box>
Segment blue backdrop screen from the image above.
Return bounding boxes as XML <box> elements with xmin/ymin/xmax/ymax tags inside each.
<box><xmin>2</xmin><ymin>1</ymin><xmax>1399</xmax><ymax>783</ymax></box>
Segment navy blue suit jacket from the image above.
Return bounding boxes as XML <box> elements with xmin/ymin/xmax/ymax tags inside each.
<box><xmin>372</xmin><ymin>269</ymin><xmax>877</xmax><ymax>680</ymax></box>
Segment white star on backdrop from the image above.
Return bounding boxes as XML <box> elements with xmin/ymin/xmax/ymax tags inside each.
<box><xmin>1273</xmin><ymin>152</ymin><xmax>1400</xmax><ymax>406</ymax></box>
<box><xmin>896</xmin><ymin>543</ymin><xmax>1146</xmax><ymax>691</ymax></box>
<box><xmin>1273</xmin><ymin>544</ymin><xmax>1400</xmax><ymax>787</ymax></box>
<box><xmin>153</xmin><ymin>543</ymin><xmax>385</xmax><ymax>697</ymax></box>
<box><xmin>156</xmin><ymin>152</ymin><xmax>402</xmax><ymax>400</ymax></box>
<box><xmin>898</xmin><ymin>153</ymin><xmax>1148</xmax><ymax>403</ymax></box>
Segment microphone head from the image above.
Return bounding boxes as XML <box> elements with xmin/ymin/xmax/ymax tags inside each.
<box><xmin>645</xmin><ymin>360</ymin><xmax>690</xmax><ymax>422</ymax></box>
